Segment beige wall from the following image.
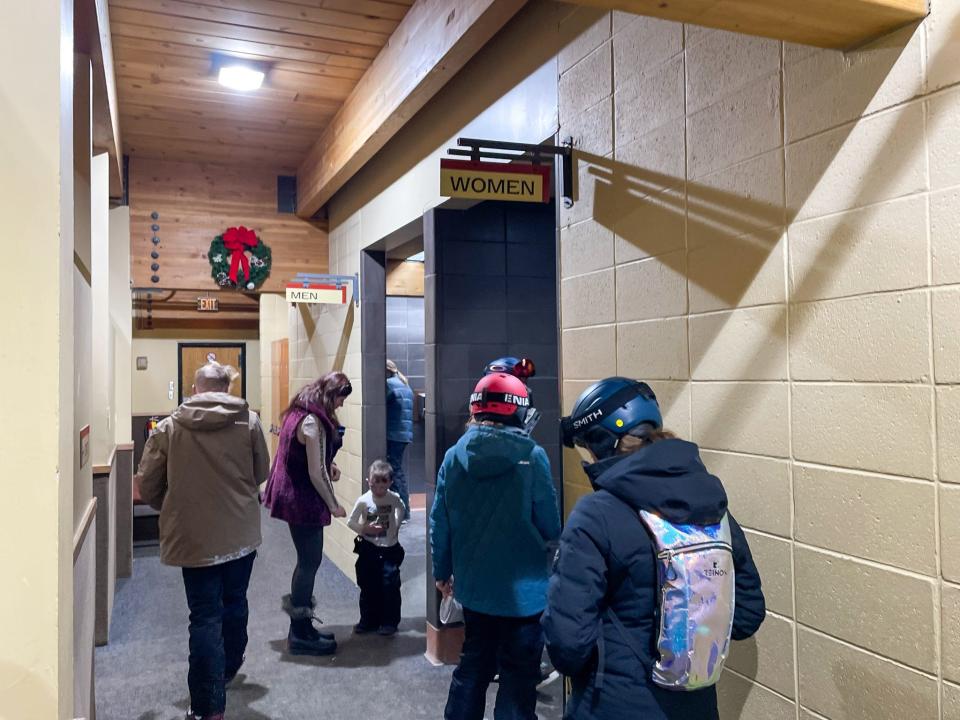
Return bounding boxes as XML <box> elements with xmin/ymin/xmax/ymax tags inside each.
<box><xmin>91</xmin><ymin>153</ymin><xmax>114</xmax><ymax>464</ymax></box>
<box><xmin>0</xmin><ymin>0</ymin><xmax>76</xmax><ymax>714</ymax></box>
<box><xmin>557</xmin><ymin>2</ymin><xmax>960</xmax><ymax>717</ymax></box>
<box><xmin>111</xmin><ymin>206</ymin><xmax>133</xmax><ymax>444</ymax></box>
<box><xmin>74</xmin><ymin>266</ymin><xmax>93</xmax><ymax>529</ymax></box>
<box><xmin>131</xmin><ymin>337</ymin><xmax>261</xmax><ymax>415</ymax></box>
<box><xmin>259</xmin><ymin>294</ymin><xmax>290</xmax><ymax>451</ymax></box>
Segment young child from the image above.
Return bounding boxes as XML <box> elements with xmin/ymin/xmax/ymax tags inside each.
<box><xmin>348</xmin><ymin>459</ymin><xmax>406</xmax><ymax>635</ymax></box>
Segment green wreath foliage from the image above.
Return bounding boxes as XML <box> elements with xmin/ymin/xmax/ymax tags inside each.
<box><xmin>208</xmin><ymin>233</ymin><xmax>272</xmax><ymax>290</ymax></box>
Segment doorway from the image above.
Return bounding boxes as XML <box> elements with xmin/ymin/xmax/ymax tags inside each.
<box><xmin>177</xmin><ymin>342</ymin><xmax>246</xmax><ymax>403</ymax></box>
<box><xmin>386</xmin><ymin>251</ymin><xmax>427</xmax><ymax>510</ymax></box>
<box><xmin>359</xmin><ymin>197</ymin><xmax>562</xmax><ymax>714</ymax></box>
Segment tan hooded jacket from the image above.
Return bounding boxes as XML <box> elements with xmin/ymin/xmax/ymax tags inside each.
<box><xmin>137</xmin><ymin>392</ymin><xmax>270</xmax><ymax>568</ymax></box>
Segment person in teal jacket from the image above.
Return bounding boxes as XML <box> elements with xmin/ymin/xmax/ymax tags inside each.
<box><xmin>431</xmin><ymin>372</ymin><xmax>561</xmax><ymax>720</ymax></box>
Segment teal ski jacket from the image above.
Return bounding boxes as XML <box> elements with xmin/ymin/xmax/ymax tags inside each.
<box><xmin>430</xmin><ymin>423</ymin><xmax>561</xmax><ymax>617</ymax></box>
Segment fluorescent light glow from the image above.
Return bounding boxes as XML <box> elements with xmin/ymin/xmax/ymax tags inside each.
<box><xmin>218</xmin><ymin>65</ymin><xmax>265</xmax><ymax>91</ymax></box>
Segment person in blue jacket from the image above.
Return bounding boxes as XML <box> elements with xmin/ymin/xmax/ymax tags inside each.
<box><xmin>431</xmin><ymin>372</ymin><xmax>561</xmax><ymax>720</ymax></box>
<box><xmin>542</xmin><ymin>378</ymin><xmax>765</xmax><ymax>720</ymax></box>
<box><xmin>386</xmin><ymin>359</ymin><xmax>415</xmax><ymax>518</ymax></box>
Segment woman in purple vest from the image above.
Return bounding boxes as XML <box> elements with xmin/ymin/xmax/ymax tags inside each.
<box><xmin>263</xmin><ymin>371</ymin><xmax>351</xmax><ymax>656</ymax></box>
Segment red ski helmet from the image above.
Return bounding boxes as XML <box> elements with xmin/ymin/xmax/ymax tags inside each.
<box><xmin>469</xmin><ymin>372</ymin><xmax>530</xmax><ymax>419</ymax></box>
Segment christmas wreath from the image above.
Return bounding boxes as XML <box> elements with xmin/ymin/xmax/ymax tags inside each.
<box><xmin>208</xmin><ymin>226</ymin><xmax>272</xmax><ymax>290</ymax></box>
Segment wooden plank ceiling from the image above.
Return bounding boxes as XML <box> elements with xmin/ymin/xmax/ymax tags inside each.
<box><xmin>109</xmin><ymin>0</ymin><xmax>414</xmax><ymax>171</ymax></box>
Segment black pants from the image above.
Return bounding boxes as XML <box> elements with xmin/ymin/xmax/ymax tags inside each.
<box><xmin>181</xmin><ymin>552</ymin><xmax>256</xmax><ymax>716</ymax></box>
<box><xmin>445</xmin><ymin>609</ymin><xmax>544</xmax><ymax>720</ymax></box>
<box><xmin>354</xmin><ymin>539</ymin><xmax>404</xmax><ymax>629</ymax></box>
<box><xmin>288</xmin><ymin>523</ymin><xmax>324</xmax><ymax>608</ymax></box>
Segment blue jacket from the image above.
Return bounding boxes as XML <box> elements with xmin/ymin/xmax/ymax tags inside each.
<box><xmin>430</xmin><ymin>424</ymin><xmax>561</xmax><ymax>617</ymax></box>
<box><xmin>541</xmin><ymin>439</ymin><xmax>765</xmax><ymax>720</ymax></box>
<box><xmin>386</xmin><ymin>376</ymin><xmax>414</xmax><ymax>443</ymax></box>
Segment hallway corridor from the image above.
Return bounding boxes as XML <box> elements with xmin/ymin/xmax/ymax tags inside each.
<box><xmin>96</xmin><ymin>511</ymin><xmax>561</xmax><ymax>720</ymax></box>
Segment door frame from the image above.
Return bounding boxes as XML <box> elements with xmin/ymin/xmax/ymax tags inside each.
<box><xmin>177</xmin><ymin>341</ymin><xmax>246</xmax><ymax>404</ymax></box>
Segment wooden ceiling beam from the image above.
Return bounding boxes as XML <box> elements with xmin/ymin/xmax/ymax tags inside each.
<box><xmin>565</xmin><ymin>0</ymin><xmax>928</xmax><ymax>49</ymax></box>
<box><xmin>296</xmin><ymin>0</ymin><xmax>527</xmax><ymax>218</ymax></box>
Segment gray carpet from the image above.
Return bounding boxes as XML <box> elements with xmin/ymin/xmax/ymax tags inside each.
<box><xmin>95</xmin><ymin>508</ymin><xmax>562</xmax><ymax>719</ymax></box>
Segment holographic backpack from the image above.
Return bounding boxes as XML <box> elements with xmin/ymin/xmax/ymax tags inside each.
<box><xmin>637</xmin><ymin>510</ymin><xmax>735</xmax><ymax>691</ymax></box>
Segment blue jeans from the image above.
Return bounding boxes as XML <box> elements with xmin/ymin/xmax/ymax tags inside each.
<box><xmin>444</xmin><ymin>608</ymin><xmax>544</xmax><ymax>720</ymax></box>
<box><xmin>181</xmin><ymin>552</ymin><xmax>256</xmax><ymax>716</ymax></box>
<box><xmin>386</xmin><ymin>440</ymin><xmax>410</xmax><ymax>516</ymax></box>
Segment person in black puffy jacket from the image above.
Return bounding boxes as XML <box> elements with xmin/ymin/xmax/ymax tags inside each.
<box><xmin>542</xmin><ymin>378</ymin><xmax>765</xmax><ymax>720</ymax></box>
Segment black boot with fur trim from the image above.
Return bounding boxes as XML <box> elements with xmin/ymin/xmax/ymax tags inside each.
<box><xmin>281</xmin><ymin>594</ymin><xmax>336</xmax><ymax>656</ymax></box>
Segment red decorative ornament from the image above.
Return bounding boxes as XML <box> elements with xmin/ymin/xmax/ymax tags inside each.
<box><xmin>222</xmin><ymin>226</ymin><xmax>259</xmax><ymax>284</ymax></box>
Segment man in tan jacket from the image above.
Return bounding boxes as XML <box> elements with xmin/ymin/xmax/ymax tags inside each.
<box><xmin>137</xmin><ymin>362</ymin><xmax>270</xmax><ymax>720</ymax></box>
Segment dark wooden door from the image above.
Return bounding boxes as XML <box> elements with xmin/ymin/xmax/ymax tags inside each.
<box><xmin>178</xmin><ymin>343</ymin><xmax>245</xmax><ymax>403</ymax></box>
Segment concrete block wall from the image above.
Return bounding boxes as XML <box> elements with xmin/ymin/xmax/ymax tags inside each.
<box><xmin>558</xmin><ymin>3</ymin><xmax>960</xmax><ymax>717</ymax></box>
<box><xmin>286</xmin><ymin>216</ymin><xmax>363</xmax><ymax>577</ymax></box>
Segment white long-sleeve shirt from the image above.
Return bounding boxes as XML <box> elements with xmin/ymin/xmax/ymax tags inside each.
<box><xmin>297</xmin><ymin>414</ymin><xmax>342</xmax><ymax>513</ymax></box>
<box><xmin>348</xmin><ymin>490</ymin><xmax>404</xmax><ymax>548</ymax></box>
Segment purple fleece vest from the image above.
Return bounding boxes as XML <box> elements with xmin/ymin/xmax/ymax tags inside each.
<box><xmin>262</xmin><ymin>401</ymin><xmax>342</xmax><ymax>526</ymax></box>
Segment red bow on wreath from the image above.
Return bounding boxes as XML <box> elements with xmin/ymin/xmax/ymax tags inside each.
<box><xmin>223</xmin><ymin>226</ymin><xmax>258</xmax><ymax>284</ymax></box>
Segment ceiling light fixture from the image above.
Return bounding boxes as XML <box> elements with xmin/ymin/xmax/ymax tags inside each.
<box><xmin>218</xmin><ymin>64</ymin><xmax>265</xmax><ymax>92</ymax></box>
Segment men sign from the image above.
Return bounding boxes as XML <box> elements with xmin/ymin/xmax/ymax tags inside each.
<box><xmin>440</xmin><ymin>159</ymin><xmax>551</xmax><ymax>203</ymax></box>
<box><xmin>285</xmin><ymin>283</ymin><xmax>348</xmax><ymax>305</ymax></box>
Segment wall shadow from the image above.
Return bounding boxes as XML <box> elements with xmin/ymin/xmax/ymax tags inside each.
<box><xmin>573</xmin><ymin>18</ymin><xmax>936</xmax><ymax>459</ymax></box>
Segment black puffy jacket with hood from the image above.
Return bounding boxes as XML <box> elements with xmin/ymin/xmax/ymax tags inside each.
<box><xmin>541</xmin><ymin>438</ymin><xmax>765</xmax><ymax>720</ymax></box>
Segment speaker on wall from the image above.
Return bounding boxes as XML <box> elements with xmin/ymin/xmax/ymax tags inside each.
<box><xmin>277</xmin><ymin>175</ymin><xmax>297</xmax><ymax>214</ymax></box>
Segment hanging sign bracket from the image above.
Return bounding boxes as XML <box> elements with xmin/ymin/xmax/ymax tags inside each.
<box><xmin>286</xmin><ymin>272</ymin><xmax>359</xmax><ymax>306</ymax></box>
<box><xmin>444</xmin><ymin>137</ymin><xmax>575</xmax><ymax>208</ymax></box>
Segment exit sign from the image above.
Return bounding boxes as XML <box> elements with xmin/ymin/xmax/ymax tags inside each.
<box><xmin>197</xmin><ymin>297</ymin><xmax>219</xmax><ymax>312</ymax></box>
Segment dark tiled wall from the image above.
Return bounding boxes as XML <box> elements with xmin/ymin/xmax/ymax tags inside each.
<box><xmin>387</xmin><ymin>295</ymin><xmax>426</xmax><ymax>494</ymax></box>
<box><xmin>423</xmin><ymin>201</ymin><xmax>560</xmax><ymax>625</ymax></box>
<box><xmin>387</xmin><ymin>296</ymin><xmax>426</xmax><ymax>391</ymax></box>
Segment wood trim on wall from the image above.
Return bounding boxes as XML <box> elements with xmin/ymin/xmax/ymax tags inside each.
<box><xmin>74</xmin><ymin>497</ymin><xmax>98</xmax><ymax>564</ymax></box>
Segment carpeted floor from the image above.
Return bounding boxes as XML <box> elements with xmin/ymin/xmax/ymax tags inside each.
<box><xmin>95</xmin><ymin>508</ymin><xmax>562</xmax><ymax>720</ymax></box>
